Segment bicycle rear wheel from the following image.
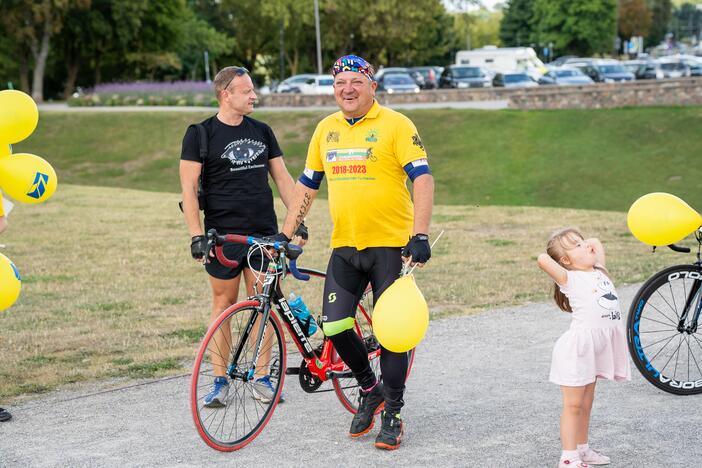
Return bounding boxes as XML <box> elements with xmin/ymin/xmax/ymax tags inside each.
<box><xmin>190</xmin><ymin>300</ymin><xmax>286</xmax><ymax>451</ymax></box>
<box><xmin>332</xmin><ymin>286</ymin><xmax>416</xmax><ymax>414</ymax></box>
<box><xmin>627</xmin><ymin>264</ymin><xmax>702</xmax><ymax>395</ymax></box>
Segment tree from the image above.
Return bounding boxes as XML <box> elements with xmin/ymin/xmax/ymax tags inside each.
<box><xmin>532</xmin><ymin>0</ymin><xmax>617</xmax><ymax>56</ymax></box>
<box><xmin>499</xmin><ymin>0</ymin><xmax>535</xmax><ymax>46</ymax></box>
<box><xmin>0</xmin><ymin>0</ymin><xmax>86</xmax><ymax>101</ymax></box>
<box><xmin>647</xmin><ymin>0</ymin><xmax>673</xmax><ymax>46</ymax></box>
<box><xmin>619</xmin><ymin>0</ymin><xmax>653</xmax><ymax>39</ymax></box>
<box><xmin>671</xmin><ymin>2</ymin><xmax>702</xmax><ymax>41</ymax></box>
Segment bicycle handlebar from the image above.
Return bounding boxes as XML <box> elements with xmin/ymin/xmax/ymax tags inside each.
<box><xmin>668</xmin><ymin>244</ymin><xmax>691</xmax><ymax>253</ymax></box>
<box><xmin>206</xmin><ymin>229</ymin><xmax>309</xmax><ymax>281</ymax></box>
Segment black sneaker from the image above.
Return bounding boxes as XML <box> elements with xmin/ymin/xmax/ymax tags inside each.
<box><xmin>349</xmin><ymin>382</ymin><xmax>384</xmax><ymax>437</ymax></box>
<box><xmin>374</xmin><ymin>410</ymin><xmax>403</xmax><ymax>450</ymax></box>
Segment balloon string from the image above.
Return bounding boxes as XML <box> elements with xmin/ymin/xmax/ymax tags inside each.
<box><xmin>404</xmin><ymin>229</ymin><xmax>445</xmax><ymax>277</ymax></box>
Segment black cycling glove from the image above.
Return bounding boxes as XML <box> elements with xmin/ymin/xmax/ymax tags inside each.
<box><xmin>191</xmin><ymin>235</ymin><xmax>207</xmax><ymax>260</ymax></box>
<box><xmin>402</xmin><ymin>233</ymin><xmax>431</xmax><ymax>264</ymax></box>
<box><xmin>294</xmin><ymin>221</ymin><xmax>309</xmax><ymax>241</ymax></box>
<box><xmin>267</xmin><ymin>232</ymin><xmax>291</xmax><ymax>244</ymax></box>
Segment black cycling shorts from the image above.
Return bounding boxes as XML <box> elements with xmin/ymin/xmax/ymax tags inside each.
<box><xmin>205</xmin><ymin>242</ymin><xmax>270</xmax><ymax>280</ymax></box>
<box><xmin>322</xmin><ymin>246</ymin><xmax>402</xmax><ymax>335</ymax></box>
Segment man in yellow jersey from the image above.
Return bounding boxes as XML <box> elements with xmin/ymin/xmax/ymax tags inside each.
<box><xmin>273</xmin><ymin>55</ymin><xmax>434</xmax><ymax>450</ymax></box>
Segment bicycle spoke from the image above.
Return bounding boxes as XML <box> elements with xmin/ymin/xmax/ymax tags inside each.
<box><xmin>646</xmin><ymin>299</ymin><xmax>680</xmax><ymax>326</ymax></box>
<box><xmin>642</xmin><ymin>331</ymin><xmax>681</xmax><ymax>352</ymax></box>
<box><xmin>659</xmin><ymin>334</ymin><xmax>685</xmax><ymax>375</ymax></box>
<box><xmin>640</xmin><ymin>314</ymin><xmax>678</xmax><ymax>329</ymax></box>
<box><xmin>646</xmin><ymin>332</ymin><xmax>681</xmax><ymax>363</ymax></box>
<box><xmin>655</xmin><ymin>289</ymin><xmax>682</xmax><ymax>322</ymax></box>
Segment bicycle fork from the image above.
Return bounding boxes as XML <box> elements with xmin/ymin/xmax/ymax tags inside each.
<box><xmin>678</xmin><ymin>279</ymin><xmax>702</xmax><ymax>334</ymax></box>
<box><xmin>227</xmin><ymin>305</ymin><xmax>271</xmax><ymax>382</ymax></box>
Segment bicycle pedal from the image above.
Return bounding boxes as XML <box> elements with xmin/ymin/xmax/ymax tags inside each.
<box><xmin>285</xmin><ymin>367</ymin><xmax>301</xmax><ymax>375</ymax></box>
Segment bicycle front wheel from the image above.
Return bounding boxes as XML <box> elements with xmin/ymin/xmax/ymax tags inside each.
<box><xmin>628</xmin><ymin>264</ymin><xmax>702</xmax><ymax>395</ymax></box>
<box><xmin>190</xmin><ymin>300</ymin><xmax>287</xmax><ymax>451</ymax></box>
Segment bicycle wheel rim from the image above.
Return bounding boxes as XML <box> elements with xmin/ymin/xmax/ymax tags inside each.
<box><xmin>628</xmin><ymin>264</ymin><xmax>702</xmax><ymax>395</ymax></box>
<box><xmin>190</xmin><ymin>301</ymin><xmax>287</xmax><ymax>450</ymax></box>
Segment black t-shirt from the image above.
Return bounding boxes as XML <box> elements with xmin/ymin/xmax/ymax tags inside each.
<box><xmin>180</xmin><ymin>115</ymin><xmax>283</xmax><ymax>235</ymax></box>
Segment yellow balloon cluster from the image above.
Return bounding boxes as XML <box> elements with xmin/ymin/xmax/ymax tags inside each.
<box><xmin>627</xmin><ymin>193</ymin><xmax>702</xmax><ymax>246</ymax></box>
<box><xmin>372</xmin><ymin>275</ymin><xmax>429</xmax><ymax>353</ymax></box>
<box><xmin>0</xmin><ymin>89</ymin><xmax>58</xmax><ymax>311</ymax></box>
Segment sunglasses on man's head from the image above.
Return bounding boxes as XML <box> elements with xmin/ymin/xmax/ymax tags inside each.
<box><xmin>222</xmin><ymin>67</ymin><xmax>249</xmax><ymax>90</ymax></box>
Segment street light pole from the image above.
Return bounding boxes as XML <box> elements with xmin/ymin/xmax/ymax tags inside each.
<box><xmin>314</xmin><ymin>0</ymin><xmax>322</xmax><ymax>74</ymax></box>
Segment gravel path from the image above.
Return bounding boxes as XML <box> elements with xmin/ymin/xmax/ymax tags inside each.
<box><xmin>1</xmin><ymin>284</ymin><xmax>700</xmax><ymax>467</ymax></box>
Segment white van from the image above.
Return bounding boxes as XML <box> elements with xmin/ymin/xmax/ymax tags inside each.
<box><xmin>455</xmin><ymin>46</ymin><xmax>547</xmax><ymax>79</ymax></box>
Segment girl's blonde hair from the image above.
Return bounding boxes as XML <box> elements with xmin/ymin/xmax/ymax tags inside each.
<box><xmin>545</xmin><ymin>227</ymin><xmax>585</xmax><ymax>312</ymax></box>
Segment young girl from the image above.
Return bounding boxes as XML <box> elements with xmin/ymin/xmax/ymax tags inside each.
<box><xmin>537</xmin><ymin>228</ymin><xmax>630</xmax><ymax>468</ymax></box>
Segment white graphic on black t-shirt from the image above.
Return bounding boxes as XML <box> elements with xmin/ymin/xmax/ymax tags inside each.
<box><xmin>221</xmin><ymin>139</ymin><xmax>266</xmax><ymax>166</ymax></box>
<box><xmin>596</xmin><ymin>276</ymin><xmax>621</xmax><ymax>320</ymax></box>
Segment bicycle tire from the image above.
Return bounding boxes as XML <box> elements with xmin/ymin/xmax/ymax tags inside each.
<box><xmin>190</xmin><ymin>300</ymin><xmax>287</xmax><ymax>451</ymax></box>
<box><xmin>627</xmin><ymin>264</ymin><xmax>702</xmax><ymax>395</ymax></box>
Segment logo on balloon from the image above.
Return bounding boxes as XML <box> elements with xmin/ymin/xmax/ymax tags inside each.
<box><xmin>10</xmin><ymin>262</ymin><xmax>20</xmax><ymax>281</ymax></box>
<box><xmin>27</xmin><ymin>172</ymin><xmax>50</xmax><ymax>199</ymax></box>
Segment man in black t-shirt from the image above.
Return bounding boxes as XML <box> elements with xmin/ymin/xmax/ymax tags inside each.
<box><xmin>179</xmin><ymin>66</ymin><xmax>301</xmax><ymax>407</ymax></box>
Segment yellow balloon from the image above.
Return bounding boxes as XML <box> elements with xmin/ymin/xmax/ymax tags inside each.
<box><xmin>0</xmin><ymin>90</ymin><xmax>39</xmax><ymax>144</ymax></box>
<box><xmin>0</xmin><ymin>253</ymin><xmax>21</xmax><ymax>311</ymax></box>
<box><xmin>0</xmin><ymin>153</ymin><xmax>58</xmax><ymax>204</ymax></box>
<box><xmin>627</xmin><ymin>193</ymin><xmax>702</xmax><ymax>246</ymax></box>
<box><xmin>372</xmin><ymin>275</ymin><xmax>429</xmax><ymax>353</ymax></box>
<box><xmin>0</xmin><ymin>144</ymin><xmax>10</xmax><ymax>159</ymax></box>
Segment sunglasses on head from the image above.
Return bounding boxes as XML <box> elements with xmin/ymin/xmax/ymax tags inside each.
<box><xmin>222</xmin><ymin>66</ymin><xmax>249</xmax><ymax>90</ymax></box>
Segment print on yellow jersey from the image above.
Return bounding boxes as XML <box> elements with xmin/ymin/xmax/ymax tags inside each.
<box><xmin>305</xmin><ymin>101</ymin><xmax>428</xmax><ymax>250</ymax></box>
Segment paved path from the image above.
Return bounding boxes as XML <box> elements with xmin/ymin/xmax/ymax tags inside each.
<box><xmin>37</xmin><ymin>100</ymin><xmax>509</xmax><ymax>113</ymax></box>
<box><xmin>1</xmin><ymin>284</ymin><xmax>700</xmax><ymax>467</ymax></box>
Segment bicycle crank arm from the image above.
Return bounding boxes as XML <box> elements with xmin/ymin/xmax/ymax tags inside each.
<box><xmin>285</xmin><ymin>367</ymin><xmax>300</xmax><ymax>375</ymax></box>
<box><xmin>325</xmin><ymin>370</ymin><xmax>353</xmax><ymax>379</ymax></box>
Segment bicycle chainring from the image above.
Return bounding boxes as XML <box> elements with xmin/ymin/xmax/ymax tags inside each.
<box><xmin>299</xmin><ymin>359</ymin><xmax>324</xmax><ymax>393</ymax></box>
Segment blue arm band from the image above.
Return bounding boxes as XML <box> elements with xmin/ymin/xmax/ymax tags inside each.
<box><xmin>403</xmin><ymin>159</ymin><xmax>432</xmax><ymax>182</ymax></box>
<box><xmin>299</xmin><ymin>168</ymin><xmax>325</xmax><ymax>189</ymax></box>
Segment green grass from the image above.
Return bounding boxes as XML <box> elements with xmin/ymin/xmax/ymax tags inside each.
<box><xmin>14</xmin><ymin>106</ymin><xmax>702</xmax><ymax>211</ymax></box>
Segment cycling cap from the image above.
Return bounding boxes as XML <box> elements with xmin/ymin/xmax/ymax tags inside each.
<box><xmin>331</xmin><ymin>55</ymin><xmax>375</xmax><ymax>81</ymax></box>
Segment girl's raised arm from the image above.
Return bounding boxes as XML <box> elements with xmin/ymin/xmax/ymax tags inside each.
<box><xmin>537</xmin><ymin>253</ymin><xmax>568</xmax><ymax>286</ymax></box>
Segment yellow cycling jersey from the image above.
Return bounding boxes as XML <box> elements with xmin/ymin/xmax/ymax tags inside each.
<box><xmin>305</xmin><ymin>100</ymin><xmax>428</xmax><ymax>249</ymax></box>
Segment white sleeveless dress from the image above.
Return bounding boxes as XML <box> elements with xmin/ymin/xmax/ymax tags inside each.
<box><xmin>549</xmin><ymin>268</ymin><xmax>631</xmax><ymax>386</ymax></box>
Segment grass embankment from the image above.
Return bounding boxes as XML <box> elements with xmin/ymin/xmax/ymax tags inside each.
<box><xmin>0</xmin><ymin>184</ymin><xmax>688</xmax><ymax>399</ymax></box>
<box><xmin>15</xmin><ymin>106</ymin><xmax>702</xmax><ymax>211</ymax></box>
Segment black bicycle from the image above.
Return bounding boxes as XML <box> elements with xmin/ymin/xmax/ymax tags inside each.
<box><xmin>627</xmin><ymin>230</ymin><xmax>702</xmax><ymax>395</ymax></box>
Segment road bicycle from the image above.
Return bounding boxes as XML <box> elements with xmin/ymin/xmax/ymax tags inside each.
<box><xmin>190</xmin><ymin>230</ymin><xmax>415</xmax><ymax>451</ymax></box>
<box><xmin>627</xmin><ymin>229</ymin><xmax>702</xmax><ymax>395</ymax></box>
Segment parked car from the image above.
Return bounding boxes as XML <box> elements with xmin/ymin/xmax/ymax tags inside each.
<box><xmin>410</xmin><ymin>66</ymin><xmax>441</xmax><ymax>89</ymax></box>
<box><xmin>439</xmin><ymin>65</ymin><xmax>492</xmax><ymax>88</ymax></box>
<box><xmin>570</xmin><ymin>60</ymin><xmax>635</xmax><ymax>82</ymax></box>
<box><xmin>678</xmin><ymin>56</ymin><xmax>702</xmax><ymax>76</ymax></box>
<box><xmin>641</xmin><ymin>60</ymin><xmax>691</xmax><ymax>79</ymax></box>
<box><xmin>274</xmin><ymin>74</ymin><xmax>317</xmax><ymax>93</ymax></box>
<box><xmin>550</xmin><ymin>55</ymin><xmax>579</xmax><ymax>67</ymax></box>
<box><xmin>538</xmin><ymin>67</ymin><xmax>594</xmax><ymax>86</ymax></box>
<box><xmin>492</xmin><ymin>72</ymin><xmax>538</xmax><ymax>88</ymax></box>
<box><xmin>375</xmin><ymin>67</ymin><xmax>426</xmax><ymax>89</ymax></box>
<box><xmin>622</xmin><ymin>60</ymin><xmax>650</xmax><ymax>79</ymax></box>
<box><xmin>297</xmin><ymin>75</ymin><xmax>335</xmax><ymax>95</ymax></box>
<box><xmin>377</xmin><ymin>73</ymin><xmax>420</xmax><ymax>94</ymax></box>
